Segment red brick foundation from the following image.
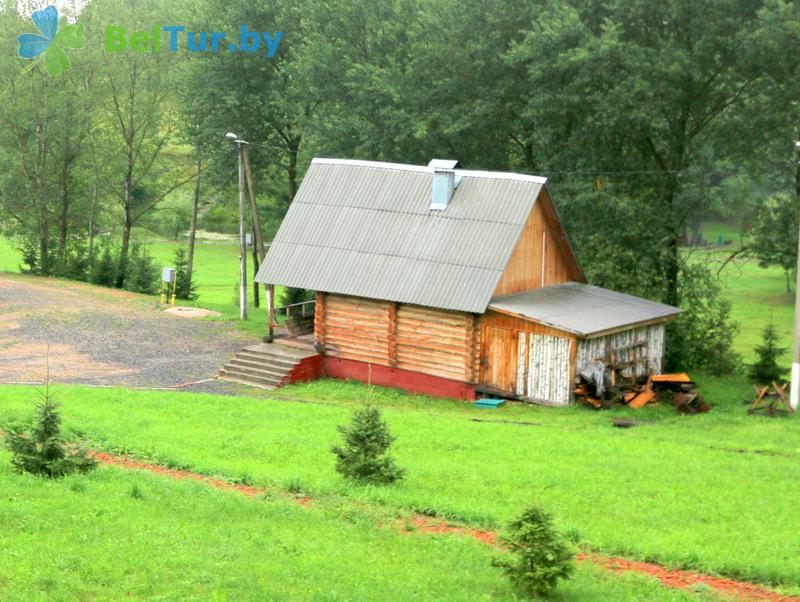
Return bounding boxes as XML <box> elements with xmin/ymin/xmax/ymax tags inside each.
<box><xmin>323</xmin><ymin>357</ymin><xmax>476</xmax><ymax>400</ymax></box>
<box><xmin>282</xmin><ymin>354</ymin><xmax>325</xmax><ymax>385</ymax></box>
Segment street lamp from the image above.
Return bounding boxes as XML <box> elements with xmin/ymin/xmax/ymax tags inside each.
<box><xmin>228</xmin><ymin>132</ymin><xmax>249</xmax><ymax>320</ymax></box>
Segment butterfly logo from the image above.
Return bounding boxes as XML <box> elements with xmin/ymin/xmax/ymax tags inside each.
<box><xmin>17</xmin><ymin>5</ymin><xmax>85</xmax><ymax>76</ymax></box>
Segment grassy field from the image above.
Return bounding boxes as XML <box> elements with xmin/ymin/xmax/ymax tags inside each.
<box><xmin>0</xmin><ymin>377</ymin><xmax>797</xmax><ymax>593</ymax></box>
<box><xmin>0</xmin><ymin>448</ymin><xmax>709</xmax><ymax>601</ymax></box>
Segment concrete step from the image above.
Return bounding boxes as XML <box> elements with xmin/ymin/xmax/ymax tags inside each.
<box><xmin>235</xmin><ymin>352</ymin><xmax>298</xmax><ymax>369</ymax></box>
<box><xmin>218</xmin><ymin>368</ymin><xmax>282</xmax><ymax>387</ymax></box>
<box><xmin>225</xmin><ymin>362</ymin><xmax>287</xmax><ymax>381</ymax></box>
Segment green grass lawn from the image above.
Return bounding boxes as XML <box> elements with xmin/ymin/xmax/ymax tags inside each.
<box><xmin>0</xmin><ymin>235</ymin><xmax>20</xmax><ymax>272</ymax></box>
<box><xmin>688</xmin><ymin>246</ymin><xmax>794</xmax><ymax>362</ymax></box>
<box><xmin>0</xmin><ymin>450</ymin><xmax>708</xmax><ymax>601</ymax></box>
<box><xmin>1</xmin><ymin>377</ymin><xmax>797</xmax><ymax>592</ymax></box>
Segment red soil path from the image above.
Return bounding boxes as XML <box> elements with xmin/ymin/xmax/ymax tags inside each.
<box><xmin>577</xmin><ymin>554</ymin><xmax>800</xmax><ymax>602</ymax></box>
<box><xmin>91</xmin><ymin>451</ymin><xmax>798</xmax><ymax>602</ymax></box>
<box><xmin>92</xmin><ymin>453</ymin><xmax>265</xmax><ymax>497</ymax></box>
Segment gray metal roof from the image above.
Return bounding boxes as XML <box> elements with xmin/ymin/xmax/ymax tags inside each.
<box><xmin>489</xmin><ymin>282</ymin><xmax>681</xmax><ymax>337</ymax></box>
<box><xmin>255</xmin><ymin>158</ymin><xmax>548</xmax><ymax>313</ymax></box>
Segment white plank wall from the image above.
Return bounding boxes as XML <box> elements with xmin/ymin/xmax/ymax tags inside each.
<box><xmin>574</xmin><ymin>324</ymin><xmax>665</xmax><ymax>379</ymax></box>
<box><xmin>526</xmin><ymin>333</ymin><xmax>572</xmax><ymax>406</ymax></box>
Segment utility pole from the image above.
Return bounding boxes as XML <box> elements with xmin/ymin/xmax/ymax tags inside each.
<box><xmin>242</xmin><ymin>144</ymin><xmax>274</xmax><ymax>342</ymax></box>
<box><xmin>792</xmin><ymin>141</ymin><xmax>800</xmax><ymax>410</ymax></box>
<box><xmin>227</xmin><ymin>132</ymin><xmax>249</xmax><ymax>320</ymax></box>
<box><xmin>186</xmin><ymin>157</ymin><xmax>201</xmax><ymax>290</ymax></box>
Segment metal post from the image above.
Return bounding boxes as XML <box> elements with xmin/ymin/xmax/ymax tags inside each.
<box><xmin>792</xmin><ymin>141</ymin><xmax>800</xmax><ymax>410</ymax></box>
<box><xmin>237</xmin><ymin>142</ymin><xmax>248</xmax><ymax>320</ymax></box>
<box><xmin>792</xmin><ymin>219</ymin><xmax>800</xmax><ymax>410</ymax></box>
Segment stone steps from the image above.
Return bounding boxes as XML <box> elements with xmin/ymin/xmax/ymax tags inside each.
<box><xmin>217</xmin><ymin>341</ymin><xmax>317</xmax><ymax>389</ymax></box>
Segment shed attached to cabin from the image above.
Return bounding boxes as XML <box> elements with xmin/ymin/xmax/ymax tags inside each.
<box><xmin>255</xmin><ymin>158</ymin><xmax>680</xmax><ymax>405</ymax></box>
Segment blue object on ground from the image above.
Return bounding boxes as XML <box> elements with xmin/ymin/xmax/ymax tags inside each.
<box><xmin>475</xmin><ymin>398</ymin><xmax>506</xmax><ymax>408</ymax></box>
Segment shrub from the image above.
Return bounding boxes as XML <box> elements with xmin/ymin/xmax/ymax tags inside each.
<box><xmin>280</xmin><ymin>286</ymin><xmax>314</xmax><ymax>307</ymax></box>
<box><xmin>173</xmin><ymin>247</ymin><xmax>198</xmax><ymax>301</ymax></box>
<box><xmin>123</xmin><ymin>243</ymin><xmax>159</xmax><ymax>295</ymax></box>
<box><xmin>331</xmin><ymin>405</ymin><xmax>405</xmax><ymax>485</ymax></box>
<box><xmin>665</xmin><ymin>263</ymin><xmax>741</xmax><ymax>374</ymax></box>
<box><xmin>493</xmin><ymin>505</ymin><xmax>574</xmax><ymax>598</ymax></box>
<box><xmin>90</xmin><ymin>245</ymin><xmax>117</xmax><ymax>287</ymax></box>
<box><xmin>5</xmin><ymin>392</ymin><xmax>96</xmax><ymax>478</ymax></box>
<box><xmin>749</xmin><ymin>322</ymin><xmax>787</xmax><ymax>385</ymax></box>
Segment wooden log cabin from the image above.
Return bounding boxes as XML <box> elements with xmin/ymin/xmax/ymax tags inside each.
<box><xmin>254</xmin><ymin>158</ymin><xmax>680</xmax><ymax>405</ymax></box>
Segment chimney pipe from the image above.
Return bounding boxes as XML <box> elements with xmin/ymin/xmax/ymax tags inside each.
<box><xmin>429</xmin><ymin>159</ymin><xmax>460</xmax><ymax>211</ymax></box>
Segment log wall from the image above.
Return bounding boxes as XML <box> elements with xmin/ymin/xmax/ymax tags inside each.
<box><xmin>395</xmin><ymin>304</ymin><xmax>472</xmax><ymax>381</ymax></box>
<box><xmin>317</xmin><ymin>294</ymin><xmax>392</xmax><ymax>365</ymax></box>
<box><xmin>316</xmin><ymin>293</ymin><xmax>476</xmax><ymax>383</ymax></box>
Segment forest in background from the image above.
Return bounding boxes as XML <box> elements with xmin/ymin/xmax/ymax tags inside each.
<box><xmin>2</xmin><ymin>0</ymin><xmax>800</xmax><ymax>371</ymax></box>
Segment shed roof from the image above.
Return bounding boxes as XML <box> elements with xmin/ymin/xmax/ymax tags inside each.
<box><xmin>255</xmin><ymin>158</ymin><xmax>560</xmax><ymax>313</ymax></box>
<box><xmin>489</xmin><ymin>282</ymin><xmax>681</xmax><ymax>337</ymax></box>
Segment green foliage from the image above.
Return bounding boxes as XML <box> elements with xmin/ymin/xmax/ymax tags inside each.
<box><xmin>666</xmin><ymin>263</ymin><xmax>741</xmax><ymax>375</ymax></box>
<box><xmin>17</xmin><ymin>236</ymin><xmax>40</xmax><ymax>274</ymax></box>
<box><xmin>332</xmin><ymin>405</ymin><xmax>405</xmax><ymax>485</ymax></box>
<box><xmin>747</xmin><ymin>192</ymin><xmax>799</xmax><ymax>293</ymax></box>
<box><xmin>123</xmin><ymin>243</ymin><xmax>159</xmax><ymax>295</ymax></box>
<box><xmin>5</xmin><ymin>392</ymin><xmax>96</xmax><ymax>479</ymax></box>
<box><xmin>280</xmin><ymin>286</ymin><xmax>313</xmax><ymax>307</ymax></box>
<box><xmin>89</xmin><ymin>246</ymin><xmax>117</xmax><ymax>287</ymax></box>
<box><xmin>173</xmin><ymin>247</ymin><xmax>198</xmax><ymax>301</ymax></box>
<box><xmin>748</xmin><ymin>322</ymin><xmax>787</xmax><ymax>385</ymax></box>
<box><xmin>493</xmin><ymin>505</ymin><xmax>574</xmax><ymax>597</ymax></box>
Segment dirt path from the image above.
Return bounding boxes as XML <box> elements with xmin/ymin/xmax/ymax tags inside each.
<box><xmin>0</xmin><ymin>274</ymin><xmax>250</xmax><ymax>389</ymax></box>
<box><xmin>89</xmin><ymin>449</ymin><xmax>799</xmax><ymax>602</ymax></box>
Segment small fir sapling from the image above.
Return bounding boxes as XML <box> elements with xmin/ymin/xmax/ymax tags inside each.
<box><xmin>331</xmin><ymin>405</ymin><xmax>405</xmax><ymax>484</ymax></box>
<box><xmin>493</xmin><ymin>505</ymin><xmax>574</xmax><ymax>597</ymax></box>
<box><xmin>5</xmin><ymin>389</ymin><xmax>96</xmax><ymax>478</ymax></box>
<box><xmin>748</xmin><ymin>322</ymin><xmax>787</xmax><ymax>385</ymax></box>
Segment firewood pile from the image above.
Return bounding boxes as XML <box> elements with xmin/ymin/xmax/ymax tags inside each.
<box><xmin>576</xmin><ymin>372</ymin><xmax>709</xmax><ymax>414</ymax></box>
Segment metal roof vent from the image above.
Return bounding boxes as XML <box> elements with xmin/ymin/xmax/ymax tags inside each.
<box><xmin>429</xmin><ymin>159</ymin><xmax>461</xmax><ymax>211</ymax></box>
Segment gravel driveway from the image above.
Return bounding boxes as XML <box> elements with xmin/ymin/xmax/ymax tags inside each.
<box><xmin>0</xmin><ymin>274</ymin><xmax>252</xmax><ymax>390</ymax></box>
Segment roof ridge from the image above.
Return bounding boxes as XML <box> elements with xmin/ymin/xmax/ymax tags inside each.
<box><xmin>312</xmin><ymin>157</ymin><xmax>547</xmax><ymax>184</ymax></box>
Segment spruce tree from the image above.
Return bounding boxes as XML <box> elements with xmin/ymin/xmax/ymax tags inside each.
<box><xmin>493</xmin><ymin>505</ymin><xmax>574</xmax><ymax>597</ymax></box>
<box><xmin>123</xmin><ymin>243</ymin><xmax>159</xmax><ymax>295</ymax></box>
<box><xmin>173</xmin><ymin>248</ymin><xmax>198</xmax><ymax>301</ymax></box>
<box><xmin>748</xmin><ymin>322</ymin><xmax>787</xmax><ymax>385</ymax></box>
<box><xmin>6</xmin><ymin>392</ymin><xmax>96</xmax><ymax>478</ymax></box>
<box><xmin>331</xmin><ymin>405</ymin><xmax>405</xmax><ymax>484</ymax></box>
<box><xmin>90</xmin><ymin>246</ymin><xmax>116</xmax><ymax>287</ymax></box>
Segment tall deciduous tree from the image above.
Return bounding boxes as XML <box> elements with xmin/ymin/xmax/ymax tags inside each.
<box><xmin>81</xmin><ymin>0</ymin><xmax>194</xmax><ymax>285</ymax></box>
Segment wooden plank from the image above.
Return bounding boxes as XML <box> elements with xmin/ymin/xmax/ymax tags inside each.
<box><xmin>629</xmin><ymin>390</ymin><xmax>655</xmax><ymax>409</ymax></box>
<box><xmin>651</xmin><ymin>373</ymin><xmax>692</xmax><ymax>383</ymax></box>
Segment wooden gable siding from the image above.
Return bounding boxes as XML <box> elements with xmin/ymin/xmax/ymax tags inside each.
<box><xmin>479</xmin><ymin>310</ymin><xmax>577</xmax><ymax>401</ymax></box>
<box><xmin>493</xmin><ymin>189</ymin><xmax>583</xmax><ymax>297</ymax></box>
<box><xmin>315</xmin><ymin>293</ymin><xmax>477</xmax><ymax>382</ymax></box>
